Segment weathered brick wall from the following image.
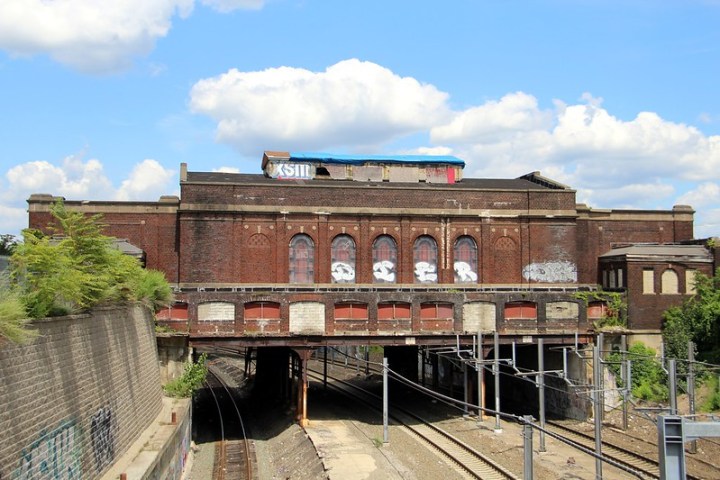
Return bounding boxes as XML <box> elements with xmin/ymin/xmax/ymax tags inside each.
<box><xmin>0</xmin><ymin>305</ymin><xmax>162</xmax><ymax>480</ymax></box>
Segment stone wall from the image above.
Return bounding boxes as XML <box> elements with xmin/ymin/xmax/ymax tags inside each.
<box><xmin>0</xmin><ymin>305</ymin><xmax>163</xmax><ymax>480</ymax></box>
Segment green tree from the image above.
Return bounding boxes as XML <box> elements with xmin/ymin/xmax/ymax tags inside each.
<box><xmin>10</xmin><ymin>200</ymin><xmax>172</xmax><ymax>319</ymax></box>
<box><xmin>0</xmin><ymin>234</ymin><xmax>18</xmax><ymax>255</ymax></box>
<box><xmin>607</xmin><ymin>342</ymin><xmax>667</xmax><ymax>402</ymax></box>
<box><xmin>663</xmin><ymin>269</ymin><xmax>720</xmax><ymax>364</ymax></box>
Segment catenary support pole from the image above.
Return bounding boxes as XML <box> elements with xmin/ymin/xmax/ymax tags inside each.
<box><xmin>538</xmin><ymin>338</ymin><xmax>546</xmax><ymax>452</ymax></box>
<box><xmin>494</xmin><ymin>331</ymin><xmax>502</xmax><ymax>431</ymax></box>
<box><xmin>688</xmin><ymin>341</ymin><xmax>697</xmax><ymax>454</ymax></box>
<box><xmin>669</xmin><ymin>358</ymin><xmax>677</xmax><ymax>415</ymax></box>
<box><xmin>463</xmin><ymin>362</ymin><xmax>469</xmax><ymax>416</ymax></box>
<box><xmin>383</xmin><ymin>357</ymin><xmax>389</xmax><ymax>444</ymax></box>
<box><xmin>593</xmin><ymin>343</ymin><xmax>603</xmax><ymax>480</ymax></box>
<box><xmin>598</xmin><ymin>332</ymin><xmax>605</xmax><ymax>421</ymax></box>
<box><xmin>323</xmin><ymin>346</ymin><xmax>328</xmax><ymax>390</ymax></box>
<box><xmin>621</xmin><ymin>335</ymin><xmax>628</xmax><ymax>430</ymax></box>
<box><xmin>523</xmin><ymin>415</ymin><xmax>534</xmax><ymax>480</ymax></box>
<box><xmin>477</xmin><ymin>331</ymin><xmax>484</xmax><ymax>424</ymax></box>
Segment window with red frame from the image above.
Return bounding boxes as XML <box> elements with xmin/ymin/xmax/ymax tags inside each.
<box><xmin>420</xmin><ymin>302</ymin><xmax>453</xmax><ymax>319</ymax></box>
<box><xmin>334</xmin><ymin>303</ymin><xmax>368</xmax><ymax>319</ymax></box>
<box><xmin>504</xmin><ymin>301</ymin><xmax>537</xmax><ymax>319</ymax></box>
<box><xmin>377</xmin><ymin>302</ymin><xmax>411</xmax><ymax>320</ymax></box>
<box><xmin>244</xmin><ymin>302</ymin><xmax>281</xmax><ymax>319</ymax></box>
<box><xmin>372</xmin><ymin>235</ymin><xmax>397</xmax><ymax>283</ymax></box>
<box><xmin>289</xmin><ymin>234</ymin><xmax>314</xmax><ymax>283</ymax></box>
<box><xmin>413</xmin><ymin>236</ymin><xmax>438</xmax><ymax>283</ymax></box>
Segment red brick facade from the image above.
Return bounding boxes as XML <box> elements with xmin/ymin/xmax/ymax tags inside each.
<box><xmin>26</xmin><ymin>162</ymin><xmax>701</xmax><ymax>345</ymax></box>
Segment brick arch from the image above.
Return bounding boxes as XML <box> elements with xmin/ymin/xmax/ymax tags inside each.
<box><xmin>492</xmin><ymin>236</ymin><xmax>520</xmax><ymax>283</ymax></box>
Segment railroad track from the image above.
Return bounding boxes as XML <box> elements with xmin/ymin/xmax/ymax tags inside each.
<box><xmin>205</xmin><ymin>366</ymin><xmax>255</xmax><ymax>480</ymax></box>
<box><xmin>307</xmin><ymin>368</ymin><xmax>520</xmax><ymax>480</ymax></box>
<box><xmin>546</xmin><ymin>420</ymin><xmax>706</xmax><ymax>480</ymax></box>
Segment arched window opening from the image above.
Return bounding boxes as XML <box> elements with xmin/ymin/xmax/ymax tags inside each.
<box><xmin>504</xmin><ymin>301</ymin><xmax>537</xmax><ymax>320</ymax></box>
<box><xmin>661</xmin><ymin>269</ymin><xmax>679</xmax><ymax>294</ymax></box>
<box><xmin>378</xmin><ymin>302</ymin><xmax>412</xmax><ymax>320</ymax></box>
<box><xmin>331</xmin><ymin>234</ymin><xmax>356</xmax><ymax>283</ymax></box>
<box><xmin>289</xmin><ymin>234</ymin><xmax>314</xmax><ymax>284</ymax></box>
<box><xmin>454</xmin><ymin>236</ymin><xmax>478</xmax><ymax>283</ymax></box>
<box><xmin>413</xmin><ymin>235</ymin><xmax>438</xmax><ymax>284</ymax></box>
<box><xmin>245</xmin><ymin>302</ymin><xmax>281</xmax><ymax>319</ymax></box>
<box><xmin>420</xmin><ymin>302</ymin><xmax>453</xmax><ymax>319</ymax></box>
<box><xmin>334</xmin><ymin>303</ymin><xmax>368</xmax><ymax>320</ymax></box>
<box><xmin>372</xmin><ymin>235</ymin><xmax>397</xmax><ymax>283</ymax></box>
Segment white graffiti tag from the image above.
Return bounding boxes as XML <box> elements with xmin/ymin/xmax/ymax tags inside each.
<box><xmin>414</xmin><ymin>261</ymin><xmax>437</xmax><ymax>283</ymax></box>
<box><xmin>373</xmin><ymin>260</ymin><xmax>396</xmax><ymax>282</ymax></box>
<box><xmin>331</xmin><ymin>262</ymin><xmax>355</xmax><ymax>282</ymax></box>
<box><xmin>522</xmin><ymin>261</ymin><xmax>577</xmax><ymax>283</ymax></box>
<box><xmin>454</xmin><ymin>261</ymin><xmax>478</xmax><ymax>282</ymax></box>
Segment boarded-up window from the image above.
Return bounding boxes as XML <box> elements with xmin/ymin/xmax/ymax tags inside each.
<box><xmin>504</xmin><ymin>302</ymin><xmax>537</xmax><ymax>319</ymax></box>
<box><xmin>289</xmin><ymin>234</ymin><xmax>314</xmax><ymax>283</ymax></box>
<box><xmin>686</xmin><ymin>270</ymin><xmax>698</xmax><ymax>294</ymax></box>
<box><xmin>661</xmin><ymin>269</ymin><xmax>679</xmax><ymax>294</ymax></box>
<box><xmin>372</xmin><ymin>235</ymin><xmax>397</xmax><ymax>283</ymax></box>
<box><xmin>198</xmin><ymin>302</ymin><xmax>235</xmax><ymax>322</ymax></box>
<box><xmin>617</xmin><ymin>268</ymin><xmax>624</xmax><ymax>288</ymax></box>
<box><xmin>454</xmin><ymin>236</ymin><xmax>478</xmax><ymax>283</ymax></box>
<box><xmin>414</xmin><ymin>236</ymin><xmax>438</xmax><ymax>284</ymax></box>
<box><xmin>247</xmin><ymin>233</ymin><xmax>273</xmax><ymax>282</ymax></box>
<box><xmin>462</xmin><ymin>301</ymin><xmax>496</xmax><ymax>332</ymax></box>
<box><xmin>156</xmin><ymin>302</ymin><xmax>188</xmax><ymax>320</ymax></box>
<box><xmin>331</xmin><ymin>234</ymin><xmax>356</xmax><ymax>283</ymax></box>
<box><xmin>245</xmin><ymin>302</ymin><xmax>281</xmax><ymax>319</ymax></box>
<box><xmin>420</xmin><ymin>303</ymin><xmax>453</xmax><ymax>319</ymax></box>
<box><xmin>378</xmin><ymin>302</ymin><xmax>411</xmax><ymax>320</ymax></box>
<box><xmin>587</xmin><ymin>301</ymin><xmax>608</xmax><ymax>319</ymax></box>
<box><xmin>334</xmin><ymin>303</ymin><xmax>368</xmax><ymax>320</ymax></box>
<box><xmin>493</xmin><ymin>236</ymin><xmax>520</xmax><ymax>283</ymax></box>
<box><xmin>643</xmin><ymin>269</ymin><xmax>655</xmax><ymax>294</ymax></box>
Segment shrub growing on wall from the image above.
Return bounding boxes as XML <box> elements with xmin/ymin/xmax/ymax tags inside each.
<box><xmin>9</xmin><ymin>200</ymin><xmax>172</xmax><ymax>319</ymax></box>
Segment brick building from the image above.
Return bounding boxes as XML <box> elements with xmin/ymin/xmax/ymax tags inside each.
<box><xmin>27</xmin><ymin>151</ymin><xmax>707</xmax><ymax>348</ymax></box>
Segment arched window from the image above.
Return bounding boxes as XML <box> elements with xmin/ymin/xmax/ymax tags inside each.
<box><xmin>661</xmin><ymin>269</ymin><xmax>679</xmax><ymax>294</ymax></box>
<box><xmin>331</xmin><ymin>234</ymin><xmax>356</xmax><ymax>283</ymax></box>
<box><xmin>413</xmin><ymin>235</ymin><xmax>438</xmax><ymax>284</ymax></box>
<box><xmin>454</xmin><ymin>236</ymin><xmax>478</xmax><ymax>283</ymax></box>
<box><xmin>289</xmin><ymin>234</ymin><xmax>314</xmax><ymax>284</ymax></box>
<box><xmin>372</xmin><ymin>235</ymin><xmax>397</xmax><ymax>283</ymax></box>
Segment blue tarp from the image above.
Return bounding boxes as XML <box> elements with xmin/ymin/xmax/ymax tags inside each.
<box><xmin>288</xmin><ymin>151</ymin><xmax>465</xmax><ymax>167</ymax></box>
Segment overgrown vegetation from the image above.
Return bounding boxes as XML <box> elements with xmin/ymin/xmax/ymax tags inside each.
<box><xmin>574</xmin><ymin>290</ymin><xmax>627</xmax><ymax>330</ymax></box>
<box><xmin>163</xmin><ymin>353</ymin><xmax>208</xmax><ymax>398</ymax></box>
<box><xmin>0</xmin><ymin>234</ymin><xmax>18</xmax><ymax>255</ymax></box>
<box><xmin>0</xmin><ymin>200</ymin><xmax>173</xmax><ymax>344</ymax></box>
<box><xmin>607</xmin><ymin>341</ymin><xmax>668</xmax><ymax>402</ymax></box>
<box><xmin>663</xmin><ymin>268</ymin><xmax>720</xmax><ymax>365</ymax></box>
<box><xmin>0</xmin><ymin>274</ymin><xmax>36</xmax><ymax>344</ymax></box>
<box><xmin>701</xmin><ymin>375</ymin><xmax>720</xmax><ymax>412</ymax></box>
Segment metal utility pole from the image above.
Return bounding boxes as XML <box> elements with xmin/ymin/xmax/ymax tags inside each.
<box><xmin>538</xmin><ymin>338</ymin><xmax>546</xmax><ymax>452</ymax></box>
<box><xmin>494</xmin><ymin>331</ymin><xmax>502</xmax><ymax>432</ymax></box>
<box><xmin>621</xmin><ymin>335</ymin><xmax>628</xmax><ymax>430</ymax></box>
<box><xmin>688</xmin><ymin>341</ymin><xmax>697</xmax><ymax>454</ymax></box>
<box><xmin>669</xmin><ymin>359</ymin><xmax>677</xmax><ymax>415</ymax></box>
<box><xmin>477</xmin><ymin>331</ymin><xmax>484</xmax><ymax>424</ymax></box>
<box><xmin>523</xmin><ymin>416</ymin><xmax>534</xmax><ymax>480</ymax></box>
<box><xmin>593</xmin><ymin>343</ymin><xmax>603</xmax><ymax>480</ymax></box>
<box><xmin>383</xmin><ymin>357</ymin><xmax>389</xmax><ymax>444</ymax></box>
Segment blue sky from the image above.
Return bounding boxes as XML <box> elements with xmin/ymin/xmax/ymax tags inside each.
<box><xmin>1</xmin><ymin>0</ymin><xmax>720</xmax><ymax>238</ymax></box>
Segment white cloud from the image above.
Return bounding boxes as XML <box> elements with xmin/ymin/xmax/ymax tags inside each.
<box><xmin>116</xmin><ymin>160</ymin><xmax>176</xmax><ymax>200</ymax></box>
<box><xmin>0</xmin><ymin>0</ymin><xmax>264</xmax><ymax>72</ymax></box>
<box><xmin>189</xmin><ymin>59</ymin><xmax>451</xmax><ymax>155</ymax></box>
<box><xmin>200</xmin><ymin>0</ymin><xmax>265</xmax><ymax>12</ymax></box>
<box><xmin>0</xmin><ymin>156</ymin><xmax>176</xmax><ymax>237</ymax></box>
<box><xmin>213</xmin><ymin>166</ymin><xmax>241</xmax><ymax>173</ymax></box>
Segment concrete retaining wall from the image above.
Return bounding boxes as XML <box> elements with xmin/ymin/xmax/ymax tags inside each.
<box><xmin>0</xmin><ymin>305</ymin><xmax>163</xmax><ymax>479</ymax></box>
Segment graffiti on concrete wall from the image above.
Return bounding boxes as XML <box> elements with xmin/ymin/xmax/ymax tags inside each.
<box><xmin>373</xmin><ymin>260</ymin><xmax>395</xmax><ymax>282</ymax></box>
<box><xmin>90</xmin><ymin>406</ymin><xmax>116</xmax><ymax>472</ymax></box>
<box><xmin>15</xmin><ymin>420</ymin><xmax>81</xmax><ymax>480</ymax></box>
<box><xmin>414</xmin><ymin>261</ymin><xmax>437</xmax><ymax>283</ymax></box>
<box><xmin>454</xmin><ymin>261</ymin><xmax>478</xmax><ymax>282</ymax></box>
<box><xmin>522</xmin><ymin>261</ymin><xmax>577</xmax><ymax>283</ymax></box>
<box><xmin>331</xmin><ymin>262</ymin><xmax>355</xmax><ymax>282</ymax></box>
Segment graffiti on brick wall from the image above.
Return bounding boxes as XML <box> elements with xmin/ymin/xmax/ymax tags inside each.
<box><xmin>414</xmin><ymin>261</ymin><xmax>437</xmax><ymax>283</ymax></box>
<box><xmin>372</xmin><ymin>260</ymin><xmax>395</xmax><ymax>282</ymax></box>
<box><xmin>90</xmin><ymin>406</ymin><xmax>116</xmax><ymax>472</ymax></box>
<box><xmin>15</xmin><ymin>420</ymin><xmax>81</xmax><ymax>480</ymax></box>
<box><xmin>454</xmin><ymin>261</ymin><xmax>478</xmax><ymax>282</ymax></box>
<box><xmin>331</xmin><ymin>262</ymin><xmax>355</xmax><ymax>282</ymax></box>
<box><xmin>522</xmin><ymin>261</ymin><xmax>577</xmax><ymax>283</ymax></box>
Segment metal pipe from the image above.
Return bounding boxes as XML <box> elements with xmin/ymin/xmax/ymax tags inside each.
<box><xmin>494</xmin><ymin>331</ymin><xmax>501</xmax><ymax>431</ymax></box>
